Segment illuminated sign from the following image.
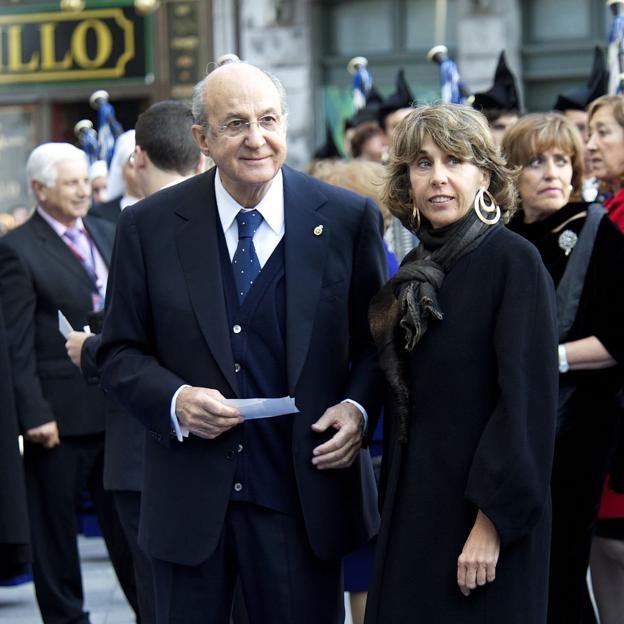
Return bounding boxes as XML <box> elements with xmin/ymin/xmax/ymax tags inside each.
<box><xmin>0</xmin><ymin>6</ymin><xmax>149</xmax><ymax>84</ymax></box>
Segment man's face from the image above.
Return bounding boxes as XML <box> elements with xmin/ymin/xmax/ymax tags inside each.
<box><xmin>490</xmin><ymin>113</ymin><xmax>519</xmax><ymax>146</ymax></box>
<box><xmin>563</xmin><ymin>109</ymin><xmax>588</xmax><ymax>143</ymax></box>
<box><xmin>91</xmin><ymin>176</ymin><xmax>108</xmax><ymax>204</ymax></box>
<box><xmin>384</xmin><ymin>108</ymin><xmax>412</xmax><ymax>141</ymax></box>
<box><xmin>34</xmin><ymin>159</ymin><xmax>90</xmax><ymax>226</ymax></box>
<box><xmin>563</xmin><ymin>109</ymin><xmax>590</xmax><ymax>173</ymax></box>
<box><xmin>123</xmin><ymin>152</ymin><xmax>143</xmax><ymax>199</ymax></box>
<box><xmin>192</xmin><ymin>64</ymin><xmax>287</xmax><ymax>207</ymax></box>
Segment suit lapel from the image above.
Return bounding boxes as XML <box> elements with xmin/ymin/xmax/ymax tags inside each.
<box><xmin>283</xmin><ymin>167</ymin><xmax>330</xmax><ymax>394</ymax></box>
<box><xmin>31</xmin><ymin>212</ymin><xmax>96</xmax><ymax>292</ymax></box>
<box><xmin>174</xmin><ymin>170</ymin><xmax>239</xmax><ymax>396</ymax></box>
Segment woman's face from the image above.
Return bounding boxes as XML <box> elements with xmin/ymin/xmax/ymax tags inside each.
<box><xmin>587</xmin><ymin>105</ymin><xmax>624</xmax><ymax>183</ymax></box>
<box><xmin>409</xmin><ymin>135</ymin><xmax>489</xmax><ymax>229</ymax></box>
<box><xmin>518</xmin><ymin>146</ymin><xmax>573</xmax><ymax>223</ymax></box>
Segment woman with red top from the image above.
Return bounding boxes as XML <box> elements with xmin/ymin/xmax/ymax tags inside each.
<box><xmin>504</xmin><ymin>112</ymin><xmax>624</xmax><ymax>624</ymax></box>
<box><xmin>591</xmin><ymin>472</ymin><xmax>624</xmax><ymax>624</ymax></box>
<box><xmin>586</xmin><ymin>95</ymin><xmax>624</xmax><ymax>624</ymax></box>
<box><xmin>587</xmin><ymin>95</ymin><xmax>624</xmax><ymax>229</ymax></box>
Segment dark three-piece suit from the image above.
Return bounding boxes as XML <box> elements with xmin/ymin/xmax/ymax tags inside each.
<box><xmin>97</xmin><ymin>165</ymin><xmax>386</xmax><ymax>622</ymax></box>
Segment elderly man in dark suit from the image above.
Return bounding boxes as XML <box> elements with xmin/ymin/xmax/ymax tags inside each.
<box><xmin>0</xmin><ymin>143</ymin><xmax>137</xmax><ymax>624</ymax></box>
<box><xmin>98</xmin><ymin>62</ymin><xmax>386</xmax><ymax>624</ymax></box>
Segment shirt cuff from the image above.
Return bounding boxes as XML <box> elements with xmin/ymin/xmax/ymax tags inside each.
<box><xmin>170</xmin><ymin>385</ymin><xmax>191</xmax><ymax>442</ymax></box>
<box><xmin>342</xmin><ymin>398</ymin><xmax>368</xmax><ymax>433</ymax></box>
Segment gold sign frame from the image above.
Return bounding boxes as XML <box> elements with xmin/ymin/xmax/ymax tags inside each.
<box><xmin>0</xmin><ymin>8</ymin><xmax>135</xmax><ymax>83</ymax></box>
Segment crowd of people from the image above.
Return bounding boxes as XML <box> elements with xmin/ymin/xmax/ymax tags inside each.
<box><xmin>0</xmin><ymin>49</ymin><xmax>623</xmax><ymax>624</ymax></box>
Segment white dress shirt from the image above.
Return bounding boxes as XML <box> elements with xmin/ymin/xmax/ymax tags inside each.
<box><xmin>216</xmin><ymin>168</ymin><xmax>285</xmax><ymax>265</ymax></box>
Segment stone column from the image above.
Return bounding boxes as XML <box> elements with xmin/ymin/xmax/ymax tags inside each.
<box><xmin>212</xmin><ymin>0</ymin><xmax>239</xmax><ymax>61</ymax></box>
<box><xmin>456</xmin><ymin>0</ymin><xmax>523</xmax><ymax>104</ymax></box>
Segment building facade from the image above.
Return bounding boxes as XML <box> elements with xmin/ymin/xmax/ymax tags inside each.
<box><xmin>0</xmin><ymin>0</ymin><xmax>615</xmax><ymax>211</ymax></box>
<box><xmin>0</xmin><ymin>0</ymin><xmax>212</xmax><ymax>212</ymax></box>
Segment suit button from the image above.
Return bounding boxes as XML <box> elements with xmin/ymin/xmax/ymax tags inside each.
<box><xmin>232</xmin><ymin>324</ymin><xmax>242</xmax><ymax>334</ymax></box>
<box><xmin>237</xmin><ymin>444</ymin><xmax>244</xmax><ymax>453</ymax></box>
<box><xmin>225</xmin><ymin>451</ymin><xmax>234</xmax><ymax>460</ymax></box>
<box><xmin>233</xmin><ymin>482</ymin><xmax>243</xmax><ymax>492</ymax></box>
<box><xmin>234</xmin><ymin>363</ymin><xmax>241</xmax><ymax>373</ymax></box>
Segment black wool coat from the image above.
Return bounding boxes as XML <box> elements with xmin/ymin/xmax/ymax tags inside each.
<box><xmin>510</xmin><ymin>203</ymin><xmax>624</xmax><ymax>622</ymax></box>
<box><xmin>365</xmin><ymin>226</ymin><xmax>559</xmax><ymax>624</ymax></box>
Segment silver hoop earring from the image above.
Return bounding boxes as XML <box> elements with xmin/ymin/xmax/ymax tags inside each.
<box><xmin>473</xmin><ymin>188</ymin><xmax>501</xmax><ymax>225</ymax></box>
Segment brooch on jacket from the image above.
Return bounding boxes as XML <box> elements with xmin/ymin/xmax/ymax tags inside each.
<box><xmin>558</xmin><ymin>229</ymin><xmax>578</xmax><ymax>256</ymax></box>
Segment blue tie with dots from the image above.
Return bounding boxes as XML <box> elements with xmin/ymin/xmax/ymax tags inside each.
<box><xmin>233</xmin><ymin>209</ymin><xmax>263</xmax><ymax>302</ymax></box>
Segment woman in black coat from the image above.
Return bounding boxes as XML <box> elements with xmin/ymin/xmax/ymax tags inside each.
<box><xmin>365</xmin><ymin>104</ymin><xmax>558</xmax><ymax>624</ymax></box>
<box><xmin>504</xmin><ymin>113</ymin><xmax>624</xmax><ymax>624</ymax></box>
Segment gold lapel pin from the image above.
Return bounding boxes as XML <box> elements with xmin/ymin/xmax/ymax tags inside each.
<box><xmin>313</xmin><ymin>225</ymin><xmax>323</xmax><ymax>236</ymax></box>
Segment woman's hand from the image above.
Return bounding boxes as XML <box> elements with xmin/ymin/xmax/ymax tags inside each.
<box><xmin>457</xmin><ymin>509</ymin><xmax>500</xmax><ymax>596</ymax></box>
<box><xmin>562</xmin><ymin>336</ymin><xmax>617</xmax><ymax>370</ymax></box>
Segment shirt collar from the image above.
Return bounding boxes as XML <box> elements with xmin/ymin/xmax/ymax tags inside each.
<box><xmin>120</xmin><ymin>194</ymin><xmax>140</xmax><ymax>210</ymax></box>
<box><xmin>37</xmin><ymin>205</ymin><xmax>86</xmax><ymax>237</ymax></box>
<box><xmin>215</xmin><ymin>168</ymin><xmax>284</xmax><ymax>235</ymax></box>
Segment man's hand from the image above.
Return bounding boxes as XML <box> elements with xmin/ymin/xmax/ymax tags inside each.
<box><xmin>25</xmin><ymin>420</ymin><xmax>60</xmax><ymax>448</ymax></box>
<box><xmin>457</xmin><ymin>510</ymin><xmax>500</xmax><ymax>596</ymax></box>
<box><xmin>310</xmin><ymin>402</ymin><xmax>363</xmax><ymax>469</ymax></box>
<box><xmin>65</xmin><ymin>331</ymin><xmax>93</xmax><ymax>369</ymax></box>
<box><xmin>176</xmin><ymin>387</ymin><xmax>243</xmax><ymax>440</ymax></box>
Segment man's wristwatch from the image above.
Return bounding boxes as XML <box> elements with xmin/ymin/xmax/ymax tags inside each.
<box><xmin>558</xmin><ymin>344</ymin><xmax>570</xmax><ymax>374</ymax></box>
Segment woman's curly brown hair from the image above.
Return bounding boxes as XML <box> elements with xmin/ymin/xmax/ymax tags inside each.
<box><xmin>381</xmin><ymin>104</ymin><xmax>519</xmax><ymax>231</ymax></box>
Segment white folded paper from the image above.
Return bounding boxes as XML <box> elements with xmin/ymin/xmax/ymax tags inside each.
<box><xmin>221</xmin><ymin>396</ymin><xmax>299</xmax><ymax>419</ymax></box>
<box><xmin>178</xmin><ymin>396</ymin><xmax>298</xmax><ymax>438</ymax></box>
<box><xmin>58</xmin><ymin>310</ymin><xmax>74</xmax><ymax>339</ymax></box>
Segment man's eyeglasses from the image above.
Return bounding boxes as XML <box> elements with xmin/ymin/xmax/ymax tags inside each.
<box><xmin>216</xmin><ymin>115</ymin><xmax>281</xmax><ymax>138</ymax></box>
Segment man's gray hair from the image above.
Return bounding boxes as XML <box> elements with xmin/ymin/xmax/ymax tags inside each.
<box><xmin>26</xmin><ymin>143</ymin><xmax>87</xmax><ymax>189</ymax></box>
<box><xmin>191</xmin><ymin>62</ymin><xmax>289</xmax><ymax>130</ymax></box>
